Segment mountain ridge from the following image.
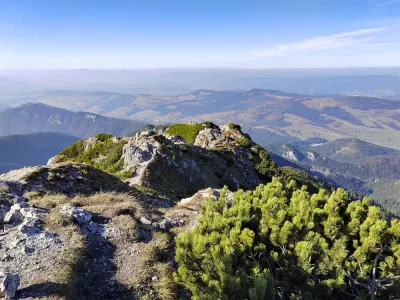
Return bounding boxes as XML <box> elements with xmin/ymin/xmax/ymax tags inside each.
<box><xmin>0</xmin><ymin>102</ymin><xmax>144</xmax><ymax>138</ymax></box>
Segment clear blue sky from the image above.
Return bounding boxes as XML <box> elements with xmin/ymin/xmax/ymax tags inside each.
<box><xmin>1</xmin><ymin>0</ymin><xmax>400</xmax><ymax>69</ymax></box>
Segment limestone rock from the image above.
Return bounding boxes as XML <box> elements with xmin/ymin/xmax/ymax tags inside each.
<box><xmin>4</xmin><ymin>209</ymin><xmax>23</xmax><ymax>225</ymax></box>
<box><xmin>0</xmin><ymin>272</ymin><xmax>20</xmax><ymax>300</ymax></box>
<box><xmin>139</xmin><ymin>216</ymin><xmax>152</xmax><ymax>225</ymax></box>
<box><xmin>60</xmin><ymin>206</ymin><xmax>92</xmax><ymax>224</ymax></box>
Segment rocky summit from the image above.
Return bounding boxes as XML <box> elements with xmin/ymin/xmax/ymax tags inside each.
<box><xmin>0</xmin><ymin>122</ymin><xmax>330</xmax><ymax>299</ymax></box>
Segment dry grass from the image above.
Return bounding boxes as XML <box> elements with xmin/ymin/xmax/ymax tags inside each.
<box><xmin>152</xmin><ymin>263</ymin><xmax>177</xmax><ymax>300</ymax></box>
<box><xmin>37</xmin><ymin>207</ymin><xmax>86</xmax><ymax>300</ymax></box>
<box><xmin>130</xmin><ymin>231</ymin><xmax>176</xmax><ymax>300</ymax></box>
<box><xmin>29</xmin><ymin>194</ymin><xmax>70</xmax><ymax>209</ymax></box>
<box><xmin>109</xmin><ymin>214</ymin><xmax>137</xmax><ymax>240</ymax></box>
<box><xmin>0</xmin><ymin>184</ymin><xmax>10</xmax><ymax>193</ymax></box>
<box><xmin>50</xmin><ymin>227</ymin><xmax>86</xmax><ymax>299</ymax></box>
<box><xmin>28</xmin><ymin>191</ymin><xmax>177</xmax><ymax>300</ymax></box>
<box><xmin>30</xmin><ymin>192</ymin><xmax>146</xmax><ymax>219</ymax></box>
<box><xmin>69</xmin><ymin>192</ymin><xmax>145</xmax><ymax>218</ymax></box>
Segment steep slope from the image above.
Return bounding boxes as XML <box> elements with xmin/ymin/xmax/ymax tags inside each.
<box><xmin>0</xmin><ymin>132</ymin><xmax>79</xmax><ymax>174</ymax></box>
<box><xmin>267</xmin><ymin>138</ymin><xmax>400</xmax><ymax>214</ymax></box>
<box><xmin>51</xmin><ymin>122</ymin><xmax>329</xmax><ymax>200</ymax></box>
<box><xmin>0</xmin><ymin>103</ymin><xmax>143</xmax><ymax>138</ymax></box>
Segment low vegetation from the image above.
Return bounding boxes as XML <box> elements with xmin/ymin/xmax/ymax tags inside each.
<box><xmin>165</xmin><ymin>123</ymin><xmax>205</xmax><ymax>144</ymax></box>
<box><xmin>175</xmin><ymin>178</ymin><xmax>400</xmax><ymax>300</ymax></box>
<box><xmin>58</xmin><ymin>133</ymin><xmax>127</xmax><ymax>175</ymax></box>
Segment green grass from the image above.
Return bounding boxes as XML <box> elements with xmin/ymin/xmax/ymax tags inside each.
<box><xmin>58</xmin><ymin>134</ymin><xmax>127</xmax><ymax>176</ymax></box>
<box><xmin>165</xmin><ymin>123</ymin><xmax>204</xmax><ymax>144</ymax></box>
<box><xmin>116</xmin><ymin>169</ymin><xmax>135</xmax><ymax>180</ymax></box>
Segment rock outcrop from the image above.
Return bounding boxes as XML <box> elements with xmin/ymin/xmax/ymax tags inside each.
<box><xmin>51</xmin><ymin>123</ymin><xmax>280</xmax><ymax>200</ymax></box>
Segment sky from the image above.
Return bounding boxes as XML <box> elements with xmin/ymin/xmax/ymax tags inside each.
<box><xmin>0</xmin><ymin>0</ymin><xmax>400</xmax><ymax>69</ymax></box>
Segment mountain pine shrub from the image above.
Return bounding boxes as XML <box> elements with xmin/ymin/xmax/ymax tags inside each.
<box><xmin>175</xmin><ymin>178</ymin><xmax>400</xmax><ymax>300</ymax></box>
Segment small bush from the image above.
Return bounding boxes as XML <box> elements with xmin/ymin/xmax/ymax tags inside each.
<box><xmin>60</xmin><ymin>140</ymin><xmax>85</xmax><ymax>159</ymax></box>
<box><xmin>165</xmin><ymin>123</ymin><xmax>204</xmax><ymax>144</ymax></box>
<box><xmin>228</xmin><ymin>123</ymin><xmax>242</xmax><ymax>131</ymax></box>
<box><xmin>116</xmin><ymin>169</ymin><xmax>135</xmax><ymax>180</ymax></box>
<box><xmin>94</xmin><ymin>133</ymin><xmax>113</xmax><ymax>142</ymax></box>
<box><xmin>237</xmin><ymin>137</ymin><xmax>251</xmax><ymax>147</ymax></box>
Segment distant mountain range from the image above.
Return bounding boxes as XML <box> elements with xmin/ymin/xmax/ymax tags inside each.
<box><xmin>0</xmin><ymin>132</ymin><xmax>79</xmax><ymax>173</ymax></box>
<box><xmin>0</xmin><ymin>102</ymin><xmax>144</xmax><ymax>138</ymax></box>
<box><xmin>266</xmin><ymin>138</ymin><xmax>400</xmax><ymax>215</ymax></box>
<box><xmin>2</xmin><ymin>88</ymin><xmax>400</xmax><ymax>149</ymax></box>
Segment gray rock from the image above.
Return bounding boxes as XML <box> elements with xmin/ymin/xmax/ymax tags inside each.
<box><xmin>4</xmin><ymin>209</ymin><xmax>23</xmax><ymax>225</ymax></box>
<box><xmin>11</xmin><ymin>202</ymin><xmax>29</xmax><ymax>210</ymax></box>
<box><xmin>60</xmin><ymin>206</ymin><xmax>92</xmax><ymax>224</ymax></box>
<box><xmin>0</xmin><ymin>272</ymin><xmax>20</xmax><ymax>300</ymax></box>
<box><xmin>18</xmin><ymin>223</ymin><xmax>41</xmax><ymax>236</ymax></box>
<box><xmin>20</xmin><ymin>207</ymin><xmax>47</xmax><ymax>220</ymax></box>
<box><xmin>139</xmin><ymin>216</ymin><xmax>152</xmax><ymax>225</ymax></box>
<box><xmin>158</xmin><ymin>219</ymin><xmax>170</xmax><ymax>230</ymax></box>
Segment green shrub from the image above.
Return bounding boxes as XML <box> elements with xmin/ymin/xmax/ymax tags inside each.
<box><xmin>117</xmin><ymin>169</ymin><xmax>135</xmax><ymax>180</ymax></box>
<box><xmin>60</xmin><ymin>140</ymin><xmax>85</xmax><ymax>158</ymax></box>
<box><xmin>165</xmin><ymin>123</ymin><xmax>204</xmax><ymax>144</ymax></box>
<box><xmin>228</xmin><ymin>123</ymin><xmax>242</xmax><ymax>131</ymax></box>
<box><xmin>175</xmin><ymin>179</ymin><xmax>400</xmax><ymax>299</ymax></box>
<box><xmin>237</xmin><ymin>137</ymin><xmax>251</xmax><ymax>147</ymax></box>
<box><xmin>94</xmin><ymin>133</ymin><xmax>113</xmax><ymax>142</ymax></box>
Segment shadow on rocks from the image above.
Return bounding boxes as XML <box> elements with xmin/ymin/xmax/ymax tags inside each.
<box><xmin>17</xmin><ymin>281</ymin><xmax>66</xmax><ymax>299</ymax></box>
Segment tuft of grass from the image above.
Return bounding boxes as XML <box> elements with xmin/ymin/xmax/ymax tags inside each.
<box><xmin>165</xmin><ymin>123</ymin><xmax>204</xmax><ymax>144</ymax></box>
<box><xmin>110</xmin><ymin>214</ymin><xmax>137</xmax><ymax>240</ymax></box>
<box><xmin>30</xmin><ymin>194</ymin><xmax>70</xmax><ymax>209</ymax></box>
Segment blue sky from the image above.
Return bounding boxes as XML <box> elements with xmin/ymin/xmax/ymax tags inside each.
<box><xmin>1</xmin><ymin>0</ymin><xmax>400</xmax><ymax>69</ymax></box>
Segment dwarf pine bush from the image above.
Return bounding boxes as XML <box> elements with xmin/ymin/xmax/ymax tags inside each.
<box><xmin>175</xmin><ymin>178</ymin><xmax>400</xmax><ymax>300</ymax></box>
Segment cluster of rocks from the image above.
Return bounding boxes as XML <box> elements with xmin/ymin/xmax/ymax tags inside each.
<box><xmin>0</xmin><ymin>188</ymin><xmax>66</xmax><ymax>299</ymax></box>
<box><xmin>139</xmin><ymin>216</ymin><xmax>185</xmax><ymax>230</ymax></box>
<box><xmin>0</xmin><ymin>192</ymin><xmax>47</xmax><ymax>237</ymax></box>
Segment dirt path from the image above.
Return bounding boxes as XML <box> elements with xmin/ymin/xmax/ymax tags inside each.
<box><xmin>72</xmin><ymin>220</ymin><xmax>135</xmax><ymax>300</ymax></box>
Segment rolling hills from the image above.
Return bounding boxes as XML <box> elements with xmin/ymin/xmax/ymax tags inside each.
<box><xmin>3</xmin><ymin>88</ymin><xmax>400</xmax><ymax>149</ymax></box>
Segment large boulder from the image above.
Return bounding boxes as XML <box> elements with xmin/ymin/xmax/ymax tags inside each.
<box><xmin>0</xmin><ymin>272</ymin><xmax>20</xmax><ymax>300</ymax></box>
